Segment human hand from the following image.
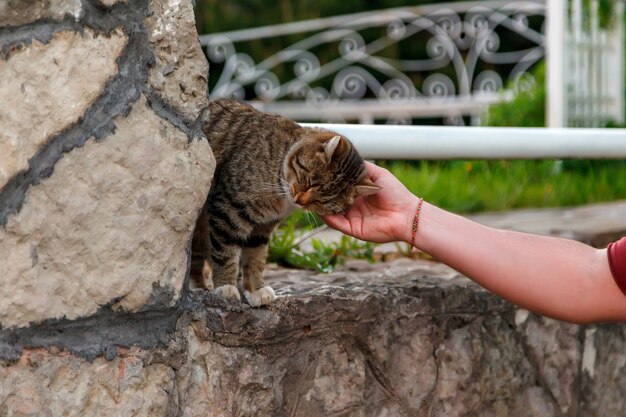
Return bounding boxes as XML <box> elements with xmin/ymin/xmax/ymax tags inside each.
<box><xmin>323</xmin><ymin>162</ymin><xmax>420</xmax><ymax>244</ymax></box>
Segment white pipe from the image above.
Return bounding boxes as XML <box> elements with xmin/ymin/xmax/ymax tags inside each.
<box><xmin>546</xmin><ymin>0</ymin><xmax>567</xmax><ymax>127</ymax></box>
<box><xmin>301</xmin><ymin>124</ymin><xmax>626</xmax><ymax>159</ymax></box>
<box><xmin>613</xmin><ymin>0</ymin><xmax>625</xmax><ymax>124</ymax></box>
<box><xmin>253</xmin><ymin>95</ymin><xmax>508</xmax><ymax>120</ymax></box>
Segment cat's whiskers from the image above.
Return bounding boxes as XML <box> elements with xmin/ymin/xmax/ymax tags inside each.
<box><xmin>278</xmin><ymin>177</ymin><xmax>291</xmax><ymax>196</ymax></box>
<box><xmin>303</xmin><ymin>210</ymin><xmax>316</xmax><ymax>229</ymax></box>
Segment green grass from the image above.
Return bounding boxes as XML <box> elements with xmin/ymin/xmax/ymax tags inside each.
<box><xmin>383</xmin><ymin>160</ymin><xmax>626</xmax><ymax>213</ymax></box>
<box><xmin>268</xmin><ymin>211</ymin><xmax>375</xmax><ymax>272</ymax></box>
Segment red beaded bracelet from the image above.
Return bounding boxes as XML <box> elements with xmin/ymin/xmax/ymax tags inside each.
<box><xmin>410</xmin><ymin>198</ymin><xmax>424</xmax><ymax>248</ymax></box>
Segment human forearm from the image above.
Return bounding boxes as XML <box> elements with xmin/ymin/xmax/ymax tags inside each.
<box><xmin>322</xmin><ymin>162</ymin><xmax>626</xmax><ymax>323</ymax></box>
<box><xmin>409</xmin><ymin>202</ymin><xmax>626</xmax><ymax>323</ymax></box>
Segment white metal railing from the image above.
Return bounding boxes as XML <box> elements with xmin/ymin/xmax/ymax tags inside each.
<box><xmin>255</xmin><ymin>93</ymin><xmax>511</xmax><ymax>123</ymax></box>
<box><xmin>303</xmin><ymin>124</ymin><xmax>626</xmax><ymax>159</ymax></box>
<box><xmin>201</xmin><ymin>1</ymin><xmax>546</xmax><ymax>125</ymax></box>
<box><xmin>547</xmin><ymin>0</ymin><xmax>625</xmax><ymax>127</ymax></box>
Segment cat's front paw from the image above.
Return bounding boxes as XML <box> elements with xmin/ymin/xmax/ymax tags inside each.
<box><xmin>213</xmin><ymin>284</ymin><xmax>241</xmax><ymax>302</ymax></box>
<box><xmin>244</xmin><ymin>286</ymin><xmax>276</xmax><ymax>307</ymax></box>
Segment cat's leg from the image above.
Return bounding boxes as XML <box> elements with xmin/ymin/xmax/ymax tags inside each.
<box><xmin>241</xmin><ymin>222</ymin><xmax>277</xmax><ymax>307</ymax></box>
<box><xmin>209</xmin><ymin>241</ymin><xmax>242</xmax><ymax>301</ymax></box>
<box><xmin>190</xmin><ymin>207</ymin><xmax>213</xmax><ymax>289</ymax></box>
<box><xmin>207</xmin><ymin>198</ymin><xmax>252</xmax><ymax>302</ymax></box>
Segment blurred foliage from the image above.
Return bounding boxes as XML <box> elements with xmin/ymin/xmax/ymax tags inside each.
<box><xmin>484</xmin><ymin>62</ymin><xmax>545</xmax><ymax>127</ymax></box>
<box><xmin>580</xmin><ymin>0</ymin><xmax>618</xmax><ymax>29</ymax></box>
<box><xmin>195</xmin><ymin>0</ymin><xmax>452</xmax><ymax>34</ymax></box>
<box><xmin>268</xmin><ymin>211</ymin><xmax>375</xmax><ymax>271</ymax></box>
<box><xmin>195</xmin><ymin>0</ymin><xmax>617</xmax><ymax>34</ymax></box>
<box><xmin>384</xmin><ymin>159</ymin><xmax>626</xmax><ymax>213</ymax></box>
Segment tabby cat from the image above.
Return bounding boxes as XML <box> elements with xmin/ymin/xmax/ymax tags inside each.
<box><xmin>192</xmin><ymin>99</ymin><xmax>379</xmax><ymax>307</ymax></box>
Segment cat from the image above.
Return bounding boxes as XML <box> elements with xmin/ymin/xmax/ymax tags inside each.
<box><xmin>191</xmin><ymin>99</ymin><xmax>379</xmax><ymax>307</ymax></box>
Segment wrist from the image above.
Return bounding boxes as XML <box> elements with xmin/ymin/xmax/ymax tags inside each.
<box><xmin>410</xmin><ymin>197</ymin><xmax>425</xmax><ymax>247</ymax></box>
<box><xmin>404</xmin><ymin>199</ymin><xmax>435</xmax><ymax>251</ymax></box>
<box><xmin>396</xmin><ymin>196</ymin><xmax>422</xmax><ymax>244</ymax></box>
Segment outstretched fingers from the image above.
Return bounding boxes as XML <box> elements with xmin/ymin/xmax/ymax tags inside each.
<box><xmin>322</xmin><ymin>212</ymin><xmax>351</xmax><ymax>235</ymax></box>
<box><xmin>323</xmin><ymin>209</ymin><xmax>366</xmax><ymax>238</ymax></box>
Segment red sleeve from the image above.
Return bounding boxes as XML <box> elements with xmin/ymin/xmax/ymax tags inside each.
<box><xmin>608</xmin><ymin>237</ymin><xmax>626</xmax><ymax>296</ymax></box>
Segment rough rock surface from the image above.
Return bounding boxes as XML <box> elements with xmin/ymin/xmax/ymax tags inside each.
<box><xmin>147</xmin><ymin>0</ymin><xmax>210</xmax><ymax>121</ymax></box>
<box><xmin>0</xmin><ymin>259</ymin><xmax>624</xmax><ymax>416</ymax></box>
<box><xmin>0</xmin><ymin>0</ymin><xmax>83</xmax><ymax>28</ymax></box>
<box><xmin>0</xmin><ymin>28</ymin><xmax>128</xmax><ymax>189</ymax></box>
<box><xmin>0</xmin><ymin>0</ymin><xmax>214</xmax><ymax>329</ymax></box>
<box><xmin>0</xmin><ymin>351</ymin><xmax>176</xmax><ymax>417</ymax></box>
<box><xmin>0</xmin><ymin>96</ymin><xmax>212</xmax><ymax>327</ymax></box>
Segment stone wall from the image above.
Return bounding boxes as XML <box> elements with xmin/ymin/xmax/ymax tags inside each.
<box><xmin>1</xmin><ymin>1</ymin><xmax>625</xmax><ymax>416</ymax></box>
<box><xmin>1</xmin><ymin>259</ymin><xmax>625</xmax><ymax>416</ymax></box>
<box><xmin>0</xmin><ymin>0</ymin><xmax>213</xmax><ymax>329</ymax></box>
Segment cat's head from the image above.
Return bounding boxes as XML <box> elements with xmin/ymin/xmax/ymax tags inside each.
<box><xmin>283</xmin><ymin>130</ymin><xmax>380</xmax><ymax>215</ymax></box>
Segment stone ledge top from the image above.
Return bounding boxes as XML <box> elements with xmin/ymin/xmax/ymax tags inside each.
<box><xmin>1</xmin><ymin>258</ymin><xmax>512</xmax><ymax>362</ymax></box>
<box><xmin>267</xmin><ymin>257</ymin><xmax>462</xmax><ymax>291</ymax></box>
<box><xmin>195</xmin><ymin>258</ymin><xmax>514</xmax><ymax>349</ymax></box>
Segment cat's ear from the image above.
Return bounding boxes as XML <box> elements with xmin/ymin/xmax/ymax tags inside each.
<box><xmin>355</xmin><ymin>176</ymin><xmax>381</xmax><ymax>197</ymax></box>
<box><xmin>324</xmin><ymin>135</ymin><xmax>344</xmax><ymax>160</ymax></box>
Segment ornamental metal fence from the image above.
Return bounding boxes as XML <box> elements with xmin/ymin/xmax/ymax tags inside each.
<box><xmin>200</xmin><ymin>0</ymin><xmax>546</xmax><ymax>126</ymax></box>
<box><xmin>200</xmin><ymin>0</ymin><xmax>625</xmax><ymax>128</ymax></box>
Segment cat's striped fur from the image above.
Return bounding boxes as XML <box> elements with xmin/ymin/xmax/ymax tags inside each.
<box><xmin>192</xmin><ymin>99</ymin><xmax>379</xmax><ymax>306</ymax></box>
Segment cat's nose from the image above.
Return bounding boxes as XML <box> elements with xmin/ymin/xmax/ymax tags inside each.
<box><xmin>294</xmin><ymin>190</ymin><xmax>312</xmax><ymax>206</ymax></box>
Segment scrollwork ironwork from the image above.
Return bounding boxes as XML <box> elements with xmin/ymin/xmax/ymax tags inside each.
<box><xmin>200</xmin><ymin>1</ymin><xmax>545</xmax><ymax>125</ymax></box>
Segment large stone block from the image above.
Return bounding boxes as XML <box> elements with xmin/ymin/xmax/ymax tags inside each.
<box><xmin>0</xmin><ymin>350</ymin><xmax>176</xmax><ymax>416</ymax></box>
<box><xmin>177</xmin><ymin>261</ymin><xmax>626</xmax><ymax>417</ymax></box>
<box><xmin>1</xmin><ymin>0</ymin><xmax>623</xmax><ymax>415</ymax></box>
<box><xmin>0</xmin><ymin>0</ymin><xmax>214</xmax><ymax>330</ymax></box>
<box><xmin>0</xmin><ymin>28</ymin><xmax>127</xmax><ymax>189</ymax></box>
<box><xmin>0</xmin><ymin>96</ymin><xmax>213</xmax><ymax>328</ymax></box>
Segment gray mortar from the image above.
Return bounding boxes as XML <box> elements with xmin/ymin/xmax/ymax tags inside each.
<box><xmin>144</xmin><ymin>90</ymin><xmax>197</xmax><ymax>140</ymax></box>
<box><xmin>0</xmin><ymin>0</ymin><xmax>202</xmax><ymax>225</ymax></box>
<box><xmin>0</xmin><ymin>300</ymin><xmax>182</xmax><ymax>362</ymax></box>
<box><xmin>81</xmin><ymin>0</ymin><xmax>203</xmax><ymax>140</ymax></box>
<box><xmin>0</xmin><ymin>19</ymin><xmax>83</xmax><ymax>59</ymax></box>
<box><xmin>188</xmin><ymin>104</ymin><xmax>212</xmax><ymax>143</ymax></box>
<box><xmin>0</xmin><ymin>27</ymin><xmax>145</xmax><ymax>224</ymax></box>
<box><xmin>0</xmin><ymin>224</ymin><xmax>208</xmax><ymax>363</ymax></box>
<box><xmin>0</xmin><ymin>283</ymin><xmax>252</xmax><ymax>363</ymax></box>
<box><xmin>0</xmin><ymin>233</ymin><xmax>236</xmax><ymax>363</ymax></box>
